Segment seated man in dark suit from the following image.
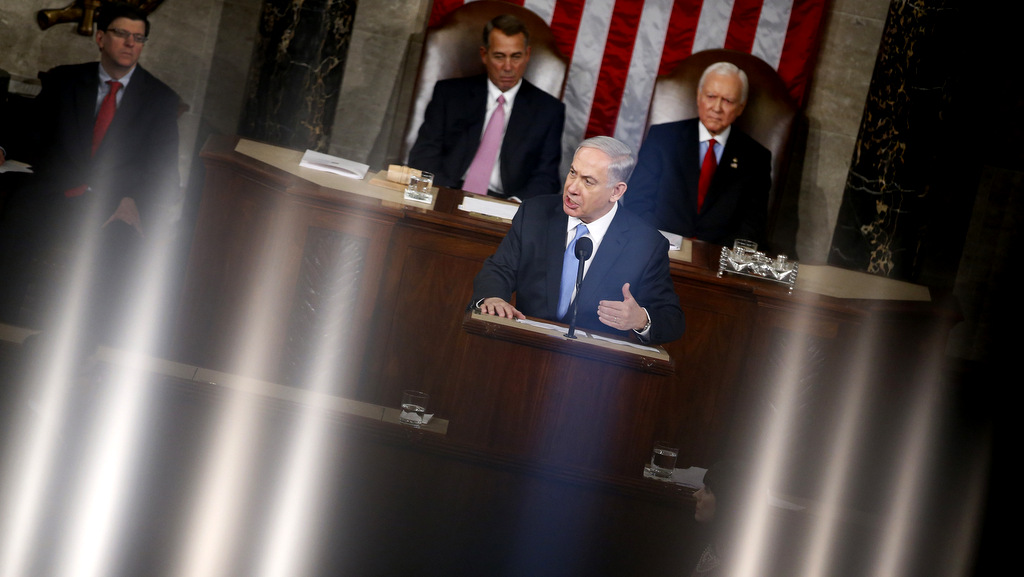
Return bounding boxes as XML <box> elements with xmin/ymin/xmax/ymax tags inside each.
<box><xmin>408</xmin><ymin>14</ymin><xmax>565</xmax><ymax>201</ymax></box>
<box><xmin>625</xmin><ymin>62</ymin><xmax>771</xmax><ymax>246</ymax></box>
<box><xmin>471</xmin><ymin>136</ymin><xmax>684</xmax><ymax>345</ymax></box>
<box><xmin>0</xmin><ymin>2</ymin><xmax>179</xmax><ymax>338</ymax></box>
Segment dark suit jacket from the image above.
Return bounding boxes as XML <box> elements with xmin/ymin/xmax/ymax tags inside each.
<box><xmin>0</xmin><ymin>62</ymin><xmax>180</xmax><ymax>330</ymax></box>
<box><xmin>408</xmin><ymin>74</ymin><xmax>564</xmax><ymax>200</ymax></box>
<box><xmin>625</xmin><ymin>118</ymin><xmax>771</xmax><ymax>246</ymax></box>
<box><xmin>471</xmin><ymin>195</ymin><xmax>685</xmax><ymax>345</ymax></box>
<box><xmin>4</xmin><ymin>62</ymin><xmax>180</xmax><ymax>227</ymax></box>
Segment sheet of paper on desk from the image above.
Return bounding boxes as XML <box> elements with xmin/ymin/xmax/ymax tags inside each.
<box><xmin>0</xmin><ymin>160</ymin><xmax>33</xmax><ymax>174</ymax></box>
<box><xmin>670</xmin><ymin>466</ymin><xmax>708</xmax><ymax>488</ymax></box>
<box><xmin>516</xmin><ymin>318</ymin><xmax>660</xmax><ymax>353</ymax></box>
<box><xmin>299</xmin><ymin>149</ymin><xmax>369</xmax><ymax>180</ymax></box>
<box><xmin>587</xmin><ymin>332</ymin><xmax>661</xmax><ymax>354</ymax></box>
<box><xmin>517</xmin><ymin>317</ymin><xmax>565</xmax><ymax>332</ymax></box>
<box><xmin>458</xmin><ymin>195</ymin><xmax>520</xmax><ymax>221</ymax></box>
<box><xmin>659</xmin><ymin>229</ymin><xmax>683</xmax><ymax>251</ymax></box>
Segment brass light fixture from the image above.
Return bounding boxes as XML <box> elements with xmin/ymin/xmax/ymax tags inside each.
<box><xmin>37</xmin><ymin>0</ymin><xmax>166</xmax><ymax>36</ymax></box>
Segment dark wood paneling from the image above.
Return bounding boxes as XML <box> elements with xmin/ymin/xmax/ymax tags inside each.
<box><xmin>661</xmin><ymin>278</ymin><xmax>759</xmax><ymax>467</ymax></box>
<box><xmin>364</xmin><ymin>223</ymin><xmax>497</xmax><ymax>404</ymax></box>
<box><xmin>175</xmin><ymin>156</ymin><xmax>397</xmax><ymax>396</ymax></box>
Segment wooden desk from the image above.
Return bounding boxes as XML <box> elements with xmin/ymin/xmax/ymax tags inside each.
<box><xmin>176</xmin><ymin>135</ymin><xmax>958</xmax><ymax>490</ymax></box>
<box><xmin>0</xmin><ymin>333</ymin><xmax>699</xmax><ymax>576</ymax></box>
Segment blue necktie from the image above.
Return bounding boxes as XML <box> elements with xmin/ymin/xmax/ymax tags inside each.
<box><xmin>557</xmin><ymin>223</ymin><xmax>590</xmax><ymax>319</ymax></box>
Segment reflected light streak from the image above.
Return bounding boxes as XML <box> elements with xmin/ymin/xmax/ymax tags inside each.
<box><xmin>253</xmin><ymin>397</ymin><xmax>333</xmax><ymax>577</ymax></box>
<box><xmin>939</xmin><ymin>437</ymin><xmax>990</xmax><ymax>577</ymax></box>
<box><xmin>254</xmin><ymin>232</ymin><xmax>364</xmax><ymax>577</ymax></box>
<box><xmin>739</xmin><ymin>309</ymin><xmax>981</xmax><ymax>577</ymax></box>
<box><xmin>171</xmin><ymin>377</ymin><xmax>264</xmax><ymax>577</ymax></box>
<box><xmin>865</xmin><ymin>337</ymin><xmax>947</xmax><ymax>577</ymax></box>
<box><xmin>53</xmin><ymin>215</ymin><xmax>179</xmax><ymax>577</ymax></box>
<box><xmin>0</xmin><ymin>202</ymin><xmax>105</xmax><ymax>577</ymax></box>
<box><xmin>731</xmin><ymin>311</ymin><xmax>822</xmax><ymax>577</ymax></box>
<box><xmin>795</xmin><ymin>315</ymin><xmax>883</xmax><ymax>577</ymax></box>
<box><xmin>173</xmin><ymin>206</ymin><xmax>302</xmax><ymax>577</ymax></box>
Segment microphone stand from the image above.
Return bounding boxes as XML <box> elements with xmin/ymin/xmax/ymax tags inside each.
<box><xmin>565</xmin><ymin>236</ymin><xmax>593</xmax><ymax>339</ymax></box>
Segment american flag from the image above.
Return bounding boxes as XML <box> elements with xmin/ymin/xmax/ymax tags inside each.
<box><xmin>429</xmin><ymin>0</ymin><xmax>827</xmax><ymax>163</ymax></box>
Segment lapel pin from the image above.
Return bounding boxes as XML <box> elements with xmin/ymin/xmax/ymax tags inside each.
<box><xmin>730</xmin><ymin>158</ymin><xmax>739</xmax><ymax>169</ymax></box>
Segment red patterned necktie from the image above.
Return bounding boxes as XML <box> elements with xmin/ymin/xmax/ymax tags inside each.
<box><xmin>463</xmin><ymin>94</ymin><xmax>506</xmax><ymax>195</ymax></box>
<box><xmin>697</xmin><ymin>138</ymin><xmax>717</xmax><ymax>213</ymax></box>
<box><xmin>92</xmin><ymin>80</ymin><xmax>122</xmax><ymax>156</ymax></box>
<box><xmin>66</xmin><ymin>80</ymin><xmax>122</xmax><ymax>197</ymax></box>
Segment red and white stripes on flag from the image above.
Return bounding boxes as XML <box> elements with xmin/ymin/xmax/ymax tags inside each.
<box><xmin>428</xmin><ymin>0</ymin><xmax>827</xmax><ymax>166</ymax></box>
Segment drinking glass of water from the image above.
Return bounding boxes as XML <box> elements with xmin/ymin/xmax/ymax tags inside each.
<box><xmin>404</xmin><ymin>171</ymin><xmax>434</xmax><ymax>204</ymax></box>
<box><xmin>645</xmin><ymin>441</ymin><xmax>678</xmax><ymax>479</ymax></box>
<box><xmin>399</xmin><ymin>390</ymin><xmax>429</xmax><ymax>427</ymax></box>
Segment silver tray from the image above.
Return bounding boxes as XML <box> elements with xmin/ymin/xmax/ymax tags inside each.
<box><xmin>717</xmin><ymin>245</ymin><xmax>798</xmax><ymax>292</ymax></box>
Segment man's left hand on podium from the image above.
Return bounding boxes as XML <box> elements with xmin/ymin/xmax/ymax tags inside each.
<box><xmin>478</xmin><ymin>297</ymin><xmax>526</xmax><ymax>321</ymax></box>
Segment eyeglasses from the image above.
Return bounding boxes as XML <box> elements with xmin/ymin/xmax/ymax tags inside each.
<box><xmin>106</xmin><ymin>27</ymin><xmax>148</xmax><ymax>44</ymax></box>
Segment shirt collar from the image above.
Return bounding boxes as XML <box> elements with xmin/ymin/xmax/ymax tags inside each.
<box><xmin>566</xmin><ymin>200</ymin><xmax>618</xmax><ymax>252</ymax></box>
<box><xmin>698</xmin><ymin>121</ymin><xmax>732</xmax><ymax>147</ymax></box>
<box><xmin>486</xmin><ymin>78</ymin><xmax>522</xmax><ymax>109</ymax></box>
<box><xmin>99</xmin><ymin>62</ymin><xmax>137</xmax><ymax>89</ymax></box>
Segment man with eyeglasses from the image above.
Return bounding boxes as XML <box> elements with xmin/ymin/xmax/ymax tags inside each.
<box><xmin>0</xmin><ymin>2</ymin><xmax>179</xmax><ymax>338</ymax></box>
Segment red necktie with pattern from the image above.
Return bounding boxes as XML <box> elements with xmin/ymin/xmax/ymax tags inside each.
<box><xmin>91</xmin><ymin>80</ymin><xmax>122</xmax><ymax>156</ymax></box>
<box><xmin>66</xmin><ymin>80</ymin><xmax>123</xmax><ymax>197</ymax></box>
<box><xmin>697</xmin><ymin>138</ymin><xmax>717</xmax><ymax>212</ymax></box>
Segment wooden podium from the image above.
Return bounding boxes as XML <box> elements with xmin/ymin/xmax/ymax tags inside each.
<box><xmin>453</xmin><ymin>311</ymin><xmax>674</xmax><ymax>477</ymax></box>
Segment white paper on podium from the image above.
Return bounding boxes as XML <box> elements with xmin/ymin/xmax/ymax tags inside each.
<box><xmin>299</xmin><ymin>149</ymin><xmax>369</xmax><ymax>179</ymax></box>
<box><xmin>669</xmin><ymin>466</ymin><xmax>708</xmax><ymax>488</ymax></box>
<box><xmin>659</xmin><ymin>229</ymin><xmax>683</xmax><ymax>251</ymax></box>
<box><xmin>0</xmin><ymin>159</ymin><xmax>33</xmax><ymax>174</ymax></box>
<box><xmin>458</xmin><ymin>195</ymin><xmax>520</xmax><ymax>221</ymax></box>
<box><xmin>513</xmin><ymin>318</ymin><xmax>661</xmax><ymax>354</ymax></box>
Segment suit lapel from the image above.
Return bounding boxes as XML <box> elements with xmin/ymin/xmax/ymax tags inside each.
<box><xmin>544</xmin><ymin>202</ymin><xmax>569</xmax><ymax>319</ymax></box>
<box><xmin>71</xmin><ymin>65</ymin><xmax>99</xmax><ymax>157</ymax></box>
<box><xmin>457</xmin><ymin>77</ymin><xmax>489</xmax><ymax>173</ymax></box>
<box><xmin>679</xmin><ymin>121</ymin><xmax>701</xmax><ymax>215</ymax></box>
<box><xmin>497</xmin><ymin>80</ymin><xmax>536</xmax><ymax>187</ymax></box>
<box><xmin>703</xmin><ymin>133</ymin><xmax>742</xmax><ymax>213</ymax></box>
<box><xmin>97</xmin><ymin>66</ymin><xmax>147</xmax><ymax>158</ymax></box>
<box><xmin>577</xmin><ymin>210</ymin><xmax>628</xmax><ymax>309</ymax></box>
<box><xmin>503</xmin><ymin>81</ymin><xmax>532</xmax><ymax>154</ymax></box>
<box><xmin>467</xmin><ymin>76</ymin><xmax>488</xmax><ymax>131</ymax></box>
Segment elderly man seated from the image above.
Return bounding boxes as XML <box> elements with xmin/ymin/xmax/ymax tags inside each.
<box><xmin>625</xmin><ymin>62</ymin><xmax>771</xmax><ymax>247</ymax></box>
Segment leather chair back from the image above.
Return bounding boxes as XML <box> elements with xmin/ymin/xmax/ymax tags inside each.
<box><xmin>400</xmin><ymin>1</ymin><xmax>568</xmax><ymax>164</ymax></box>
<box><xmin>646</xmin><ymin>49</ymin><xmax>799</xmax><ymax>238</ymax></box>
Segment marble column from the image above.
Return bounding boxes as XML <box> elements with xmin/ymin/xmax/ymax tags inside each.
<box><xmin>827</xmin><ymin>0</ymin><xmax>973</xmax><ymax>283</ymax></box>
<box><xmin>238</xmin><ymin>0</ymin><xmax>357</xmax><ymax>151</ymax></box>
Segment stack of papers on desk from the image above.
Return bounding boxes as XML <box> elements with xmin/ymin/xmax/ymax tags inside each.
<box><xmin>0</xmin><ymin>160</ymin><xmax>33</xmax><ymax>174</ymax></box>
<box><xmin>299</xmin><ymin>149</ymin><xmax>369</xmax><ymax>180</ymax></box>
<box><xmin>669</xmin><ymin>466</ymin><xmax>708</xmax><ymax>487</ymax></box>
<box><xmin>660</xmin><ymin>229</ymin><xmax>683</xmax><ymax>251</ymax></box>
<box><xmin>458</xmin><ymin>195</ymin><xmax>520</xmax><ymax>221</ymax></box>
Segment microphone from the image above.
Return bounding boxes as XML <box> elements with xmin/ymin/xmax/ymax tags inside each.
<box><xmin>565</xmin><ymin>236</ymin><xmax>594</xmax><ymax>339</ymax></box>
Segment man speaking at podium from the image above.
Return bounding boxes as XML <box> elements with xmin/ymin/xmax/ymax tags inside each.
<box><xmin>471</xmin><ymin>136</ymin><xmax>684</xmax><ymax>345</ymax></box>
